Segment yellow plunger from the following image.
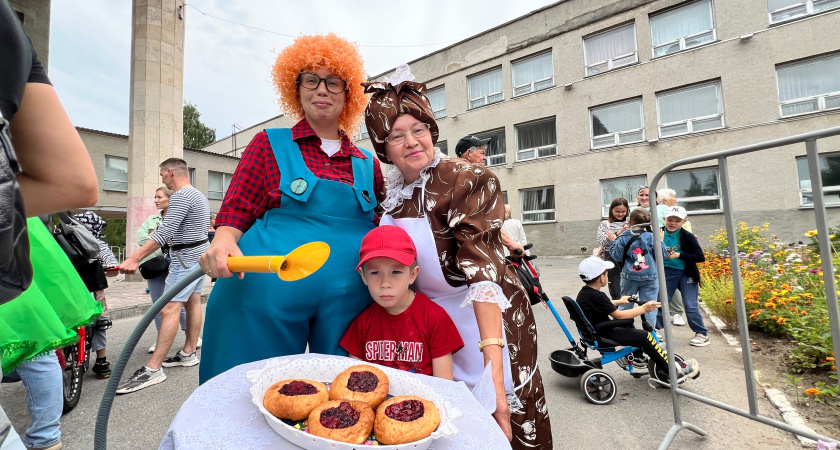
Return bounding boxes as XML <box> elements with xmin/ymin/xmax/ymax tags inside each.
<box><xmin>226</xmin><ymin>242</ymin><xmax>330</xmax><ymax>281</ymax></box>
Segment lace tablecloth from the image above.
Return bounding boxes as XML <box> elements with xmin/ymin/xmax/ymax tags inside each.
<box><xmin>160</xmin><ymin>354</ymin><xmax>511</xmax><ymax>449</ymax></box>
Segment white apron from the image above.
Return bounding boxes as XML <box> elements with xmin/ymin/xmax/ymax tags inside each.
<box><xmin>381</xmin><ymin>187</ymin><xmax>514</xmax><ymax>402</ymax></box>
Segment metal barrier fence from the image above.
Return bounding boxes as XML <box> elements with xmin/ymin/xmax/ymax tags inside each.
<box><xmin>648</xmin><ymin>125</ymin><xmax>840</xmax><ymax>448</ymax></box>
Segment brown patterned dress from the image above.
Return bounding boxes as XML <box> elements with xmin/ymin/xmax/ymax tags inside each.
<box><xmin>383</xmin><ymin>155</ymin><xmax>552</xmax><ymax>449</ymax></box>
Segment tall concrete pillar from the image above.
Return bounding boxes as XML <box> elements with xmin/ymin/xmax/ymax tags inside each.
<box><xmin>126</xmin><ymin>0</ymin><xmax>185</xmax><ymax>257</ymax></box>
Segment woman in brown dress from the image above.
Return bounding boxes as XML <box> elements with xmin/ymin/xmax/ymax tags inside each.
<box><xmin>363</xmin><ymin>75</ymin><xmax>552</xmax><ymax>449</ymax></box>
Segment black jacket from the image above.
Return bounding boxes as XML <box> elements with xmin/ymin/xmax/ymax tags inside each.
<box><xmin>674</xmin><ymin>229</ymin><xmax>705</xmax><ymax>283</ymax></box>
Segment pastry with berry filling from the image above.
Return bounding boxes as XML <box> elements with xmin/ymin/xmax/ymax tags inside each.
<box><xmin>374</xmin><ymin>395</ymin><xmax>440</xmax><ymax>445</ymax></box>
<box><xmin>307</xmin><ymin>400</ymin><xmax>375</xmax><ymax>444</ymax></box>
<box><xmin>263</xmin><ymin>379</ymin><xmax>328</xmax><ymax>421</ymax></box>
<box><xmin>329</xmin><ymin>365</ymin><xmax>389</xmax><ymax>409</ymax></box>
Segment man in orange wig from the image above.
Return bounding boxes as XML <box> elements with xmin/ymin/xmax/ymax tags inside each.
<box><xmin>198</xmin><ymin>34</ymin><xmax>385</xmax><ymax>382</ymax></box>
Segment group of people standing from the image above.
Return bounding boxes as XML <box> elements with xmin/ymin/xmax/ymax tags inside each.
<box><xmin>595</xmin><ymin>186</ymin><xmax>710</xmax><ymax>347</ymax></box>
<box><xmin>90</xmin><ymin>33</ymin><xmax>551</xmax><ymax>448</ymax></box>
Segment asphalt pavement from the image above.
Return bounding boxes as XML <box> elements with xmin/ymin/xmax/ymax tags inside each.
<box><xmin>0</xmin><ymin>258</ymin><xmax>805</xmax><ymax>449</ymax></box>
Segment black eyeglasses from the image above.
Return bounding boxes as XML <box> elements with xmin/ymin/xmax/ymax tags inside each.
<box><xmin>297</xmin><ymin>72</ymin><xmax>347</xmax><ymax>94</ymax></box>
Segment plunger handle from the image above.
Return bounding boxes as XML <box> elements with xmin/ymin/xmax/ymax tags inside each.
<box><xmin>227</xmin><ymin>256</ymin><xmax>286</xmax><ymax>273</ymax></box>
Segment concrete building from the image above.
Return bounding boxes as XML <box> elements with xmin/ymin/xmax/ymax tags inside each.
<box><xmin>15</xmin><ymin>0</ymin><xmax>840</xmax><ymax>255</ymax></box>
<box><xmin>350</xmin><ymin>0</ymin><xmax>840</xmax><ymax>255</ymax></box>
<box><xmin>78</xmin><ymin>128</ymin><xmax>239</xmax><ymax>219</ymax></box>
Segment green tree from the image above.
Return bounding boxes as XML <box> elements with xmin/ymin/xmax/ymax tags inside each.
<box><xmin>183</xmin><ymin>101</ymin><xmax>216</xmax><ymax>149</ymax></box>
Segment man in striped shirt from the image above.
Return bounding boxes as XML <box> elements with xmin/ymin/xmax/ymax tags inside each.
<box><xmin>117</xmin><ymin>158</ymin><xmax>210</xmax><ymax>394</ymax></box>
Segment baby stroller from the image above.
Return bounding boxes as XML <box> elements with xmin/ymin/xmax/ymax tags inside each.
<box><xmin>546</xmin><ymin>295</ymin><xmax>691</xmax><ymax>404</ymax></box>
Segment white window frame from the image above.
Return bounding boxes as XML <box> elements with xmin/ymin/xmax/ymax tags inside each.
<box><xmin>520</xmin><ymin>187</ymin><xmax>556</xmax><ymax>223</ymax></box>
<box><xmin>590</xmin><ymin>99</ymin><xmax>645</xmax><ymax>149</ymax></box>
<box><xmin>426</xmin><ymin>86</ymin><xmax>447</xmax><ymax>119</ymax></box>
<box><xmin>208</xmin><ymin>171</ymin><xmax>233</xmax><ymax>201</ymax></box>
<box><xmin>515</xmin><ymin>118</ymin><xmax>557</xmax><ymax>162</ymax></box>
<box><xmin>584</xmin><ymin>24</ymin><xmax>639</xmax><ymax>77</ymax></box>
<box><xmin>104</xmin><ymin>155</ymin><xmax>128</xmax><ymax>192</ymax></box>
<box><xmin>468</xmin><ymin>68</ymin><xmax>504</xmax><ymax>109</ymax></box>
<box><xmin>437</xmin><ymin>140</ymin><xmax>448</xmax><ymax>155</ymax></box>
<box><xmin>776</xmin><ymin>54</ymin><xmax>840</xmax><ymax>118</ymax></box>
<box><xmin>768</xmin><ymin>0</ymin><xmax>840</xmax><ymax>23</ymax></box>
<box><xmin>656</xmin><ymin>81</ymin><xmax>724</xmax><ymax>138</ymax></box>
<box><xmin>600</xmin><ymin>175</ymin><xmax>647</xmax><ymax>217</ymax></box>
<box><xmin>188</xmin><ymin>168</ymin><xmax>196</xmax><ymax>186</ymax></box>
<box><xmin>475</xmin><ymin>128</ymin><xmax>506</xmax><ymax>167</ymax></box>
<box><xmin>795</xmin><ymin>153</ymin><xmax>840</xmax><ymax>206</ymax></box>
<box><xmin>650</xmin><ymin>0</ymin><xmax>716</xmax><ymax>58</ymax></box>
<box><xmin>664</xmin><ymin>167</ymin><xmax>723</xmax><ymax>213</ymax></box>
<box><xmin>512</xmin><ymin>52</ymin><xmax>554</xmax><ymax>97</ymax></box>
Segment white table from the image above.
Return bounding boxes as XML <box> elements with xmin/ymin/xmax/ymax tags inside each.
<box><xmin>160</xmin><ymin>354</ymin><xmax>511</xmax><ymax>449</ymax></box>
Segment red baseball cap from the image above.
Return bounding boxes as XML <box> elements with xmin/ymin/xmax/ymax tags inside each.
<box><xmin>356</xmin><ymin>225</ymin><xmax>417</xmax><ymax>270</ymax></box>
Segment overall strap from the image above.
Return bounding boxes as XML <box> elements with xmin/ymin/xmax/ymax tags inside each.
<box><xmin>351</xmin><ymin>147</ymin><xmax>377</xmax><ymax>213</ymax></box>
<box><xmin>265</xmin><ymin>128</ymin><xmax>320</xmax><ymax>203</ymax></box>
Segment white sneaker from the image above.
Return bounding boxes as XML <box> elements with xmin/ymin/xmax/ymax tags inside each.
<box><xmin>690</xmin><ymin>333</ymin><xmax>710</xmax><ymax>347</ymax></box>
<box><xmin>148</xmin><ymin>343</ymin><xmax>156</xmax><ymax>354</ymax></box>
<box><xmin>672</xmin><ymin>314</ymin><xmax>686</xmax><ymax>326</ymax></box>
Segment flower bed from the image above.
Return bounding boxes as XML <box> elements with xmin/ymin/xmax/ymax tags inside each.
<box><xmin>700</xmin><ymin>222</ymin><xmax>838</xmax><ymax>406</ymax></box>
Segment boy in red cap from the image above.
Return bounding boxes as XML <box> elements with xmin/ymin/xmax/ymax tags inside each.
<box><xmin>339</xmin><ymin>226</ymin><xmax>463</xmax><ymax>379</ymax></box>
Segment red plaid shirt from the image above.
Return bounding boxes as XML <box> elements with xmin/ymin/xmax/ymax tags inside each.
<box><xmin>216</xmin><ymin>119</ymin><xmax>385</xmax><ymax>232</ymax></box>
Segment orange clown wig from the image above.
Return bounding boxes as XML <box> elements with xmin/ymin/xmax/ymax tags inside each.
<box><xmin>271</xmin><ymin>34</ymin><xmax>368</xmax><ymax>135</ymax></box>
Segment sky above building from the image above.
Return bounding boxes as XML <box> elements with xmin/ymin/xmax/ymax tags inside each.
<box><xmin>49</xmin><ymin>0</ymin><xmax>557</xmax><ymax>141</ymax></box>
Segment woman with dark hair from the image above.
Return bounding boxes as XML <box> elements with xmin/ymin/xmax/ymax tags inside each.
<box><xmin>596</xmin><ymin>198</ymin><xmax>630</xmax><ymax>299</ymax></box>
<box><xmin>362</xmin><ymin>68</ymin><xmax>552</xmax><ymax>448</ymax></box>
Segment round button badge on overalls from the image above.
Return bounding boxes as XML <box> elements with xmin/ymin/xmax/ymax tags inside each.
<box><xmin>290</xmin><ymin>178</ymin><xmax>308</xmax><ymax>195</ymax></box>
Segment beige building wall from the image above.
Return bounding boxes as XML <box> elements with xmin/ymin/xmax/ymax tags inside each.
<box><xmin>358</xmin><ymin>0</ymin><xmax>840</xmax><ymax>255</ymax></box>
<box><xmin>78</xmin><ymin>128</ymin><xmax>240</xmax><ymax>219</ymax></box>
<box><xmin>9</xmin><ymin>0</ymin><xmax>51</xmax><ymax>72</ymax></box>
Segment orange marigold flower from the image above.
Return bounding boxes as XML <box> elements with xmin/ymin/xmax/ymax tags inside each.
<box><xmin>827</xmin><ymin>357</ymin><xmax>836</xmax><ymax>362</ymax></box>
<box><xmin>805</xmin><ymin>388</ymin><xmax>820</xmax><ymax>396</ymax></box>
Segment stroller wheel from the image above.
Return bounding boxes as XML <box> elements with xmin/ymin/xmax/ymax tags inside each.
<box><xmin>580</xmin><ymin>369</ymin><xmax>617</xmax><ymax>405</ymax></box>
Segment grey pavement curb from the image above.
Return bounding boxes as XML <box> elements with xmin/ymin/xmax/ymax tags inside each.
<box><xmin>108</xmin><ymin>293</ymin><xmax>209</xmax><ymax>322</ymax></box>
<box><xmin>699</xmin><ymin>302</ymin><xmax>817</xmax><ymax>447</ymax></box>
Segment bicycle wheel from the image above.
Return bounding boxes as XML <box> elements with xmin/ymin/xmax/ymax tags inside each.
<box><xmin>62</xmin><ymin>344</ymin><xmax>84</xmax><ymax>414</ymax></box>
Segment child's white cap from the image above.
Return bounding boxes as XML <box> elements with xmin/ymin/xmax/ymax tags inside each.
<box><xmin>664</xmin><ymin>206</ymin><xmax>687</xmax><ymax>220</ymax></box>
<box><xmin>579</xmin><ymin>256</ymin><xmax>614</xmax><ymax>282</ymax></box>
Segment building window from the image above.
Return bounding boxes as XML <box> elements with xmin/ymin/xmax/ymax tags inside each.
<box><xmin>468</xmin><ymin>68</ymin><xmax>503</xmax><ymax>109</ymax></box>
<box><xmin>512</xmin><ymin>52</ymin><xmax>554</xmax><ymax>97</ymax></box>
<box><xmin>502</xmin><ymin>191</ymin><xmax>509</xmax><ymax>204</ymax></box>
<box><xmin>600</xmin><ymin>175</ymin><xmax>647</xmax><ymax>217</ymax></box>
<box><xmin>361</xmin><ymin>129</ymin><xmax>369</xmax><ymax>140</ymax></box>
<box><xmin>650</xmin><ymin>0</ymin><xmax>716</xmax><ymax>58</ymax></box>
<box><xmin>427</xmin><ymin>86</ymin><xmax>446</xmax><ymax>119</ymax></box>
<box><xmin>520</xmin><ymin>187</ymin><xmax>555</xmax><ymax>223</ymax></box>
<box><xmin>475</xmin><ymin>128</ymin><xmax>506</xmax><ymax>166</ymax></box>
<box><xmin>189</xmin><ymin>168</ymin><xmax>196</xmax><ymax>186</ymax></box>
<box><xmin>796</xmin><ymin>153</ymin><xmax>840</xmax><ymax>206</ymax></box>
<box><xmin>584</xmin><ymin>24</ymin><xmax>638</xmax><ymax>76</ymax></box>
<box><xmin>768</xmin><ymin>0</ymin><xmax>840</xmax><ymax>23</ymax></box>
<box><xmin>104</xmin><ymin>156</ymin><xmax>128</xmax><ymax>192</ymax></box>
<box><xmin>665</xmin><ymin>167</ymin><xmax>722</xmax><ymax>212</ymax></box>
<box><xmin>590</xmin><ymin>99</ymin><xmax>645</xmax><ymax>149</ymax></box>
<box><xmin>657</xmin><ymin>81</ymin><xmax>724</xmax><ymax>137</ymax></box>
<box><xmin>515</xmin><ymin>118</ymin><xmax>556</xmax><ymax>161</ymax></box>
<box><xmin>208</xmin><ymin>171</ymin><xmax>232</xmax><ymax>200</ymax></box>
<box><xmin>776</xmin><ymin>53</ymin><xmax>840</xmax><ymax>117</ymax></box>
<box><xmin>437</xmin><ymin>140</ymin><xmax>448</xmax><ymax>155</ymax></box>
